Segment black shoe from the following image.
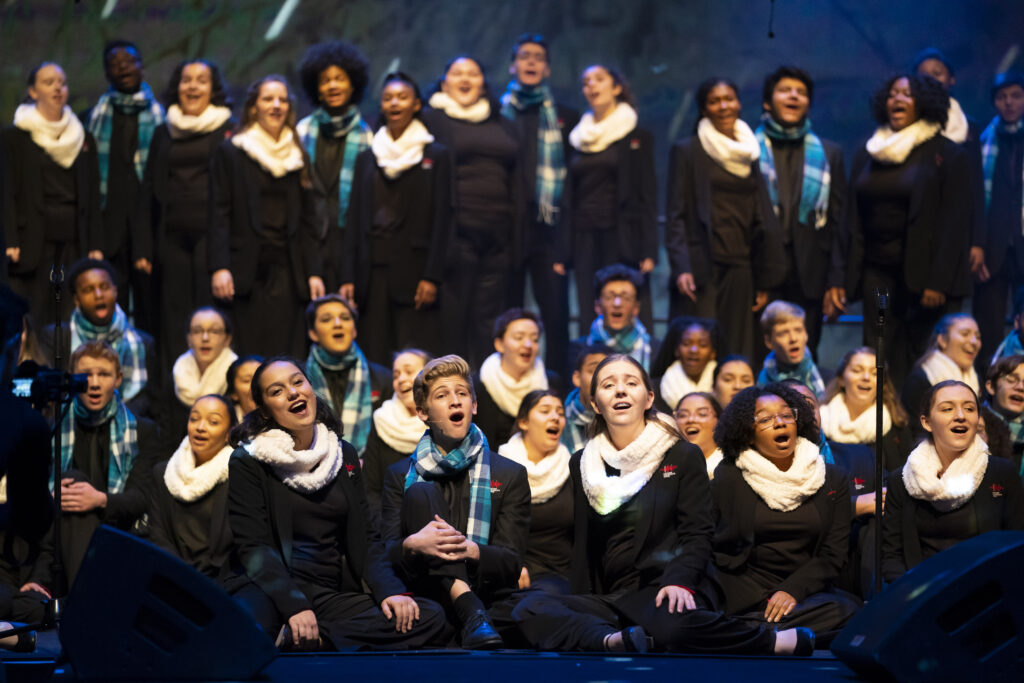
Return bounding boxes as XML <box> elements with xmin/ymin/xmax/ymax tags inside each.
<box><xmin>0</xmin><ymin>625</ymin><xmax>36</xmax><ymax>653</ymax></box>
<box><xmin>275</xmin><ymin>624</ymin><xmax>293</xmax><ymax>651</ymax></box>
<box><xmin>460</xmin><ymin>610</ymin><xmax>503</xmax><ymax>650</ymax></box>
<box><xmin>622</xmin><ymin>626</ymin><xmax>653</xmax><ymax>653</ymax></box>
<box><xmin>792</xmin><ymin>627</ymin><xmax>816</xmax><ymax>656</ymax></box>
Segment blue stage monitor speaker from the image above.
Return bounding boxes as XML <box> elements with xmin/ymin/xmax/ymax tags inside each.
<box><xmin>59</xmin><ymin>526</ymin><xmax>277</xmax><ymax>681</ymax></box>
<box><xmin>831</xmin><ymin>531</ymin><xmax>1024</xmax><ymax>682</ymax></box>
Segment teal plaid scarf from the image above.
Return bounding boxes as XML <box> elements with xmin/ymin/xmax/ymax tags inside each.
<box><xmin>86</xmin><ymin>83</ymin><xmax>165</xmax><ymax>208</ymax></box>
<box><xmin>980</xmin><ymin>115</ymin><xmax>1024</xmax><ymax>232</ymax></box>
<box><xmin>305</xmin><ymin>343</ymin><xmax>372</xmax><ymax>454</ymax></box>
<box><xmin>501</xmin><ymin>81</ymin><xmax>566</xmax><ymax>225</ymax></box>
<box><xmin>405</xmin><ymin>424</ymin><xmax>491</xmax><ymax>546</ymax></box>
<box><xmin>562</xmin><ymin>388</ymin><xmax>594</xmax><ymax>454</ymax></box>
<box><xmin>70</xmin><ymin>304</ymin><xmax>147</xmax><ymax>401</ymax></box>
<box><xmin>57</xmin><ymin>392</ymin><xmax>138</xmax><ymax>495</ymax></box>
<box><xmin>758</xmin><ymin>349</ymin><xmax>826</xmax><ymax>399</ymax></box>
<box><xmin>985</xmin><ymin>400</ymin><xmax>1024</xmax><ymax>464</ymax></box>
<box><xmin>756</xmin><ymin>114</ymin><xmax>831</xmax><ymax>229</ymax></box>
<box><xmin>992</xmin><ymin>329</ymin><xmax>1024</xmax><ymax>364</ymax></box>
<box><xmin>587</xmin><ymin>316</ymin><xmax>651</xmax><ymax>370</ymax></box>
<box><xmin>297</xmin><ymin>107</ymin><xmax>371</xmax><ymax>229</ymax></box>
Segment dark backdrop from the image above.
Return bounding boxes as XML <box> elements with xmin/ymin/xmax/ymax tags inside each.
<box><xmin>2</xmin><ymin>0</ymin><xmax>1022</xmax><ymax>201</ymax></box>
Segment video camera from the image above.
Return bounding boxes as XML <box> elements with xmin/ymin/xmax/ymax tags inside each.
<box><xmin>10</xmin><ymin>362</ymin><xmax>88</xmax><ymax>409</ymax></box>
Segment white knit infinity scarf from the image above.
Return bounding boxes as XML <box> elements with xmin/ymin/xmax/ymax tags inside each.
<box><xmin>243</xmin><ymin>423</ymin><xmax>343</xmax><ymax>493</ymax></box>
<box><xmin>371</xmin><ymin>118</ymin><xmax>435</xmax><ymax>179</ymax></box>
<box><xmin>372</xmin><ymin>396</ymin><xmax>426</xmax><ymax>454</ymax></box>
<box><xmin>581</xmin><ymin>414</ymin><xmax>679</xmax><ymax>515</ymax></box>
<box><xmin>865</xmin><ymin>119</ymin><xmax>942</xmax><ymax>164</ymax></box>
<box><xmin>569</xmin><ymin>102</ymin><xmax>638</xmax><ymax>154</ymax></box>
<box><xmin>660</xmin><ymin>359</ymin><xmax>717</xmax><ymax>412</ymax></box>
<box><xmin>231</xmin><ymin>123</ymin><xmax>304</xmax><ymax>178</ymax></box>
<box><xmin>428</xmin><ymin>92</ymin><xmax>491</xmax><ymax>123</ymax></box>
<box><xmin>820</xmin><ymin>393</ymin><xmax>892</xmax><ymax>444</ymax></box>
<box><xmin>13</xmin><ymin>103</ymin><xmax>84</xmax><ymax>168</ymax></box>
<box><xmin>172</xmin><ymin>347</ymin><xmax>238</xmax><ymax>407</ymax></box>
<box><xmin>903</xmin><ymin>434</ymin><xmax>988</xmax><ymax>512</ymax></box>
<box><xmin>697</xmin><ymin>117</ymin><xmax>760</xmax><ymax>177</ymax></box>
<box><xmin>164</xmin><ymin>436</ymin><xmax>233</xmax><ymax>503</ymax></box>
<box><xmin>735</xmin><ymin>437</ymin><xmax>826</xmax><ymax>511</ymax></box>
<box><xmin>498</xmin><ymin>432</ymin><xmax>571</xmax><ymax>504</ymax></box>
<box><xmin>479</xmin><ymin>352</ymin><xmax>549</xmax><ymax>417</ymax></box>
<box><xmin>166</xmin><ymin>103</ymin><xmax>232</xmax><ymax>139</ymax></box>
<box><xmin>920</xmin><ymin>351</ymin><xmax>980</xmax><ymax>394</ymax></box>
<box><xmin>943</xmin><ymin>97</ymin><xmax>969</xmax><ymax>144</ymax></box>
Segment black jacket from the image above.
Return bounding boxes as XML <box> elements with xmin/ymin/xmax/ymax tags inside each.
<box><xmin>471</xmin><ymin>370</ymin><xmax>562</xmax><ymax>448</ymax></box>
<box><xmin>562</xmin><ymin>127</ymin><xmax>658</xmax><ymax>266</ymax></box>
<box><xmin>380</xmin><ymin>448</ymin><xmax>531</xmax><ymax>599</ymax></box>
<box><xmin>135</xmin><ymin>121</ymin><xmax>234</xmax><ymax>262</ymax></box>
<box><xmin>837</xmin><ymin>134</ymin><xmax>972</xmax><ymax>299</ymax></box>
<box><xmin>208</xmin><ymin>140</ymin><xmax>320</xmax><ymax>297</ymax></box>
<box><xmin>0</xmin><ymin>126</ymin><xmax>102</xmax><ymax>272</ymax></box>
<box><xmin>711</xmin><ymin>460</ymin><xmax>851</xmax><ymax>602</ymax></box>
<box><xmin>881</xmin><ymin>455</ymin><xmax>1024</xmax><ymax>581</ymax></box>
<box><xmin>569</xmin><ymin>440</ymin><xmax>715</xmax><ymax>597</ymax></box>
<box><xmin>505</xmin><ymin>101</ymin><xmax>579</xmax><ymax>222</ymax></box>
<box><xmin>340</xmin><ymin>142</ymin><xmax>453</xmax><ymax>305</ymax></box>
<box><xmin>665</xmin><ymin>136</ymin><xmax>786</xmax><ymax>290</ymax></box>
<box><xmin>226</xmin><ymin>439</ymin><xmax>405</xmax><ymax>618</ymax></box>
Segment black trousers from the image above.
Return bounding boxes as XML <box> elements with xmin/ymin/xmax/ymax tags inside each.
<box><xmin>9</xmin><ymin>240</ymin><xmax>79</xmax><ymax>326</ymax></box>
<box><xmin>441</xmin><ymin>230</ymin><xmax>511</xmax><ymax>369</ymax></box>
<box><xmin>715</xmin><ymin>566</ymin><xmax>862</xmax><ymax>646</ymax></box>
<box><xmin>232</xmin><ymin>580</ymin><xmax>446</xmax><ymax>651</ymax></box>
<box><xmin>973</xmin><ymin>250</ymin><xmax>1024</xmax><ymax>373</ymax></box>
<box><xmin>674</xmin><ymin>263</ymin><xmax>759</xmax><ymax>361</ymax></box>
<box><xmin>156</xmin><ymin>229</ymin><xmax>213</xmax><ymax>379</ymax></box>
<box><xmin>508</xmin><ymin>220</ymin><xmax>571</xmax><ymax>378</ymax></box>
<box><xmin>512</xmin><ymin>585</ymin><xmax>776</xmax><ymax>654</ymax></box>
<box><xmin>359</xmin><ymin>266</ymin><xmax>442</xmax><ymax>367</ymax></box>
<box><xmin>573</xmin><ymin>228</ymin><xmax>653</xmax><ymax>335</ymax></box>
<box><xmin>861</xmin><ymin>263</ymin><xmax>960</xmax><ymax>387</ymax></box>
<box><xmin>231</xmin><ymin>248</ymin><xmax>307</xmax><ymax>359</ymax></box>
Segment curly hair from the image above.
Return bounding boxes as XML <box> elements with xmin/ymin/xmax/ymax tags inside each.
<box><xmin>823</xmin><ymin>346</ymin><xmax>909</xmax><ymax>428</ymax></box>
<box><xmin>714</xmin><ymin>383</ymin><xmax>820</xmax><ymax>461</ymax></box>
<box><xmin>869</xmin><ymin>74</ymin><xmax>949</xmax><ymax>127</ymax></box>
<box><xmin>650</xmin><ymin>316</ymin><xmax>721</xmax><ymax>379</ymax></box>
<box><xmin>297</xmin><ymin>40</ymin><xmax>369</xmax><ymax>107</ymax></box>
<box><xmin>228</xmin><ymin>357</ymin><xmax>343</xmax><ymax>447</ymax></box>
<box><xmin>161</xmin><ymin>59</ymin><xmax>231</xmax><ymax>109</ymax></box>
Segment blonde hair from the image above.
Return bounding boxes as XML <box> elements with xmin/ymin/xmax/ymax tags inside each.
<box><xmin>70</xmin><ymin>340</ymin><xmax>121</xmax><ymax>374</ymax></box>
<box><xmin>413</xmin><ymin>354</ymin><xmax>475</xmax><ymax>411</ymax></box>
<box><xmin>760</xmin><ymin>300</ymin><xmax>806</xmax><ymax>336</ymax></box>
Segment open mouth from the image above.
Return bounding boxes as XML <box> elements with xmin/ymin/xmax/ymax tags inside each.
<box><xmin>288</xmin><ymin>399</ymin><xmax>308</xmax><ymax>415</ymax></box>
<box><xmin>1008</xmin><ymin>392</ymin><xmax>1024</xmax><ymax>405</ymax></box>
<box><xmin>773</xmin><ymin>433</ymin><xmax>792</xmax><ymax>447</ymax></box>
<box><xmin>545</xmin><ymin>425</ymin><xmax>560</xmax><ymax>436</ymax></box>
<box><xmin>612</xmin><ymin>401</ymin><xmax>631</xmax><ymax>411</ymax></box>
<box><xmin>683</xmin><ymin>425</ymin><xmax>701</xmax><ymax>437</ymax></box>
<box><xmin>950</xmin><ymin>425</ymin><xmax>969</xmax><ymax>435</ymax></box>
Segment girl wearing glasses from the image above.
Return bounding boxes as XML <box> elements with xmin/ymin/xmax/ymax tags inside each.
<box><xmin>674</xmin><ymin>391</ymin><xmax>723</xmax><ymax>478</ymax></box>
<box><xmin>881</xmin><ymin>380</ymin><xmax>1024</xmax><ymax>583</ymax></box>
<box><xmin>514</xmin><ymin>355</ymin><xmax>812</xmax><ymax>655</ymax></box>
<box><xmin>166</xmin><ymin>307</ymin><xmax>237</xmax><ymax>442</ymax></box>
<box><xmin>711</xmin><ymin>383</ymin><xmax>860</xmax><ymax>643</ymax></box>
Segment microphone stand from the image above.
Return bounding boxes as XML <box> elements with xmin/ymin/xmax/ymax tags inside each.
<box><xmin>873</xmin><ymin>288</ymin><xmax>888</xmax><ymax>596</ymax></box>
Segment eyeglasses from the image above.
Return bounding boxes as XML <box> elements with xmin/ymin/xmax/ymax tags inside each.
<box><xmin>999</xmin><ymin>375</ymin><xmax>1024</xmax><ymax>389</ymax></box>
<box><xmin>754</xmin><ymin>409</ymin><xmax>798</xmax><ymax>430</ymax></box>
<box><xmin>189</xmin><ymin>327</ymin><xmax>227</xmax><ymax>338</ymax></box>
<box><xmin>600</xmin><ymin>292</ymin><xmax>637</xmax><ymax>304</ymax></box>
<box><xmin>675</xmin><ymin>408</ymin><xmax>714</xmax><ymax>421</ymax></box>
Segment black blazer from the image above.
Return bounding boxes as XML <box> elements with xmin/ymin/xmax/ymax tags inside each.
<box><xmin>569</xmin><ymin>440</ymin><xmax>715</xmax><ymax>597</ymax></box>
<box><xmin>226</xmin><ymin>438</ymin><xmax>406</xmax><ymax>619</ymax></box>
<box><xmin>506</xmin><ymin>102</ymin><xmax>579</xmax><ymax>219</ymax></box>
<box><xmin>379</xmin><ymin>449</ymin><xmax>531</xmax><ymax>599</ymax></box>
<box><xmin>769</xmin><ymin>138</ymin><xmax>847</xmax><ymax>297</ymax></box>
<box><xmin>881</xmin><ymin>456</ymin><xmax>1024</xmax><ymax>582</ymax></box>
<box><xmin>0</xmin><ymin>126</ymin><xmax>101</xmax><ymax>272</ymax></box>
<box><xmin>135</xmin><ymin>121</ymin><xmax>234</xmax><ymax>262</ymax></box>
<box><xmin>711</xmin><ymin>460</ymin><xmax>851</xmax><ymax>601</ymax></box>
<box><xmin>665</xmin><ymin>136</ymin><xmax>786</xmax><ymax>291</ymax></box>
<box><xmin>208</xmin><ymin>140</ymin><xmax>320</xmax><ymax>298</ymax></box>
<box><xmin>149</xmin><ymin>460</ymin><xmax>231</xmax><ymax>579</ymax></box>
<box><xmin>362</xmin><ymin>423</ymin><xmax>414</xmax><ymax>516</ymax></box>
<box><xmin>837</xmin><ymin>134</ymin><xmax>971</xmax><ymax>300</ymax></box>
<box><xmin>561</xmin><ymin>126</ymin><xmax>658</xmax><ymax>266</ymax></box>
<box><xmin>340</xmin><ymin>142</ymin><xmax>454</xmax><ymax>306</ymax></box>
<box><xmin>471</xmin><ymin>370</ymin><xmax>563</xmax><ymax>449</ymax></box>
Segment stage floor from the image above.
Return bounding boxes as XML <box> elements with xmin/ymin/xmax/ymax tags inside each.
<box><xmin>2</xmin><ymin>632</ymin><xmax>863</xmax><ymax>682</ymax></box>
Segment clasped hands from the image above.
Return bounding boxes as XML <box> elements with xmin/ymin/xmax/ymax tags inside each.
<box><xmin>403</xmin><ymin>514</ymin><xmax>480</xmax><ymax>564</ymax></box>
